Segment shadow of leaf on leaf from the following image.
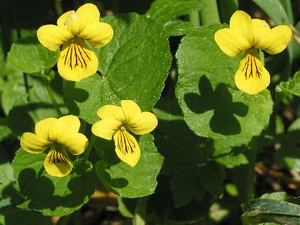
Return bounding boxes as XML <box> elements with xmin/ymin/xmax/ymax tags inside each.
<box><xmin>184</xmin><ymin>75</ymin><xmax>248</xmax><ymax>135</ymax></box>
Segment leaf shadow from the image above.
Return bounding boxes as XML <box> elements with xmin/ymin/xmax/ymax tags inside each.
<box><xmin>184</xmin><ymin>75</ymin><xmax>248</xmax><ymax>135</ymax></box>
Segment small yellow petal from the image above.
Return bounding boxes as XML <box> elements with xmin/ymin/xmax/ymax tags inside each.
<box><xmin>249</xmin><ymin>19</ymin><xmax>270</xmax><ymax>46</ymax></box>
<box><xmin>57</xmin><ymin>38</ymin><xmax>98</xmax><ymax>81</ymax></box>
<box><xmin>230</xmin><ymin>10</ymin><xmax>252</xmax><ymax>41</ymax></box>
<box><xmin>121</xmin><ymin>100</ymin><xmax>142</xmax><ymax>123</ymax></box>
<box><xmin>234</xmin><ymin>54</ymin><xmax>270</xmax><ymax>94</ymax></box>
<box><xmin>256</xmin><ymin>25</ymin><xmax>292</xmax><ymax>55</ymax></box>
<box><xmin>127</xmin><ymin>112</ymin><xmax>158</xmax><ymax>135</ymax></box>
<box><xmin>92</xmin><ymin>119</ymin><xmax>122</xmax><ymax>140</ymax></box>
<box><xmin>37</xmin><ymin>25</ymin><xmax>73</xmax><ymax>51</ymax></box>
<box><xmin>35</xmin><ymin>118</ymin><xmax>57</xmax><ymax>141</ymax></box>
<box><xmin>215</xmin><ymin>28</ymin><xmax>251</xmax><ymax>57</ymax></box>
<box><xmin>48</xmin><ymin>115</ymin><xmax>81</xmax><ymax>141</ymax></box>
<box><xmin>44</xmin><ymin>148</ymin><xmax>73</xmax><ymax>177</ymax></box>
<box><xmin>20</xmin><ymin>132</ymin><xmax>50</xmax><ymax>154</ymax></box>
<box><xmin>97</xmin><ymin>105</ymin><xmax>125</xmax><ymax>121</ymax></box>
<box><xmin>113</xmin><ymin>129</ymin><xmax>140</xmax><ymax>167</ymax></box>
<box><xmin>79</xmin><ymin>22</ymin><xmax>114</xmax><ymax>48</ymax></box>
<box><xmin>57</xmin><ymin>11</ymin><xmax>74</xmax><ymax>28</ymax></box>
<box><xmin>58</xmin><ymin>133</ymin><xmax>88</xmax><ymax>155</ymax></box>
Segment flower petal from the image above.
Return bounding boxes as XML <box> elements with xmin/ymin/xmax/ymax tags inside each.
<box><xmin>121</xmin><ymin>100</ymin><xmax>142</xmax><ymax>123</ymax></box>
<box><xmin>234</xmin><ymin>53</ymin><xmax>270</xmax><ymax>94</ymax></box>
<box><xmin>215</xmin><ymin>28</ymin><xmax>251</xmax><ymax>57</ymax></box>
<box><xmin>59</xmin><ymin>133</ymin><xmax>88</xmax><ymax>155</ymax></box>
<box><xmin>35</xmin><ymin>117</ymin><xmax>57</xmax><ymax>141</ymax></box>
<box><xmin>250</xmin><ymin>19</ymin><xmax>270</xmax><ymax>46</ymax></box>
<box><xmin>79</xmin><ymin>22</ymin><xmax>114</xmax><ymax>48</ymax></box>
<box><xmin>113</xmin><ymin>129</ymin><xmax>141</xmax><ymax>167</ymax></box>
<box><xmin>20</xmin><ymin>132</ymin><xmax>50</xmax><ymax>154</ymax></box>
<box><xmin>57</xmin><ymin>38</ymin><xmax>98</xmax><ymax>81</ymax></box>
<box><xmin>97</xmin><ymin>105</ymin><xmax>125</xmax><ymax>121</ymax></box>
<box><xmin>57</xmin><ymin>11</ymin><xmax>74</xmax><ymax>27</ymax></box>
<box><xmin>230</xmin><ymin>10</ymin><xmax>252</xmax><ymax>42</ymax></box>
<box><xmin>64</xmin><ymin>3</ymin><xmax>100</xmax><ymax>36</ymax></box>
<box><xmin>92</xmin><ymin>119</ymin><xmax>122</xmax><ymax>140</ymax></box>
<box><xmin>48</xmin><ymin>115</ymin><xmax>81</xmax><ymax>141</ymax></box>
<box><xmin>127</xmin><ymin>112</ymin><xmax>158</xmax><ymax>135</ymax></box>
<box><xmin>44</xmin><ymin>148</ymin><xmax>73</xmax><ymax>177</ymax></box>
<box><xmin>256</xmin><ymin>25</ymin><xmax>292</xmax><ymax>55</ymax></box>
<box><xmin>37</xmin><ymin>25</ymin><xmax>73</xmax><ymax>51</ymax></box>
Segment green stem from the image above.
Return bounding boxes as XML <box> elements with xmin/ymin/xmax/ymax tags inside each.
<box><xmin>43</xmin><ymin>78</ymin><xmax>63</xmax><ymax>117</ymax></box>
<box><xmin>82</xmin><ymin>134</ymin><xmax>96</xmax><ymax>163</ymax></box>
<box><xmin>189</xmin><ymin>10</ymin><xmax>200</xmax><ymax>27</ymax></box>
<box><xmin>218</xmin><ymin>0</ymin><xmax>238</xmax><ymax>23</ymax></box>
<box><xmin>200</xmin><ymin>0</ymin><xmax>220</xmax><ymax>25</ymax></box>
<box><xmin>133</xmin><ymin>197</ymin><xmax>148</xmax><ymax>225</ymax></box>
<box><xmin>233</xmin><ymin>139</ymin><xmax>258</xmax><ymax>203</ymax></box>
<box><xmin>54</xmin><ymin>0</ymin><xmax>63</xmax><ymax>16</ymax></box>
<box><xmin>23</xmin><ymin>73</ymin><xmax>30</xmax><ymax>102</ymax></box>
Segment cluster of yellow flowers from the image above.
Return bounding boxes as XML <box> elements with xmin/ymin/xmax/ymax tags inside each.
<box><xmin>21</xmin><ymin>4</ymin><xmax>158</xmax><ymax>177</ymax></box>
<box><xmin>20</xmin><ymin>4</ymin><xmax>293</xmax><ymax>177</ymax></box>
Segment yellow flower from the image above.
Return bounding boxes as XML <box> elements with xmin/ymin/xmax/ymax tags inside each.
<box><xmin>91</xmin><ymin>100</ymin><xmax>158</xmax><ymax>167</ymax></box>
<box><xmin>20</xmin><ymin>115</ymin><xmax>88</xmax><ymax>177</ymax></box>
<box><xmin>37</xmin><ymin>3</ymin><xmax>113</xmax><ymax>81</ymax></box>
<box><xmin>214</xmin><ymin>10</ymin><xmax>292</xmax><ymax>94</ymax></box>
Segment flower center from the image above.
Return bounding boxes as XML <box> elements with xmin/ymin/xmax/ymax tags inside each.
<box><xmin>241</xmin><ymin>53</ymin><xmax>263</xmax><ymax>79</ymax></box>
<box><xmin>63</xmin><ymin>38</ymin><xmax>92</xmax><ymax>70</ymax></box>
<box><xmin>48</xmin><ymin>144</ymin><xmax>69</xmax><ymax>165</ymax></box>
<box><xmin>116</xmin><ymin>129</ymin><xmax>136</xmax><ymax>155</ymax></box>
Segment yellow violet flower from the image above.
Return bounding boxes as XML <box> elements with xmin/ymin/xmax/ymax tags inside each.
<box><xmin>91</xmin><ymin>100</ymin><xmax>158</xmax><ymax>167</ymax></box>
<box><xmin>214</xmin><ymin>10</ymin><xmax>292</xmax><ymax>94</ymax></box>
<box><xmin>37</xmin><ymin>3</ymin><xmax>113</xmax><ymax>81</ymax></box>
<box><xmin>20</xmin><ymin>115</ymin><xmax>88</xmax><ymax>177</ymax></box>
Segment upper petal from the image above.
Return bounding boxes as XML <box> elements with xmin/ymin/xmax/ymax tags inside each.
<box><xmin>121</xmin><ymin>100</ymin><xmax>142</xmax><ymax>123</ymax></box>
<box><xmin>215</xmin><ymin>28</ymin><xmax>251</xmax><ymax>57</ymax></box>
<box><xmin>97</xmin><ymin>105</ymin><xmax>125</xmax><ymax>121</ymax></box>
<box><xmin>250</xmin><ymin>19</ymin><xmax>270</xmax><ymax>46</ymax></box>
<box><xmin>127</xmin><ymin>112</ymin><xmax>158</xmax><ymax>135</ymax></box>
<box><xmin>44</xmin><ymin>148</ymin><xmax>73</xmax><ymax>177</ymax></box>
<box><xmin>256</xmin><ymin>25</ymin><xmax>292</xmax><ymax>54</ymax></box>
<box><xmin>79</xmin><ymin>22</ymin><xmax>114</xmax><ymax>48</ymax></box>
<box><xmin>230</xmin><ymin>10</ymin><xmax>252</xmax><ymax>42</ymax></box>
<box><xmin>35</xmin><ymin>117</ymin><xmax>57</xmax><ymax>141</ymax></box>
<box><xmin>57</xmin><ymin>38</ymin><xmax>98</xmax><ymax>81</ymax></box>
<box><xmin>234</xmin><ymin>53</ymin><xmax>270</xmax><ymax>94</ymax></box>
<box><xmin>20</xmin><ymin>132</ymin><xmax>50</xmax><ymax>154</ymax></box>
<box><xmin>48</xmin><ymin>115</ymin><xmax>81</xmax><ymax>141</ymax></box>
<box><xmin>65</xmin><ymin>3</ymin><xmax>100</xmax><ymax>36</ymax></box>
<box><xmin>92</xmin><ymin>119</ymin><xmax>122</xmax><ymax>140</ymax></box>
<box><xmin>37</xmin><ymin>25</ymin><xmax>73</xmax><ymax>51</ymax></box>
<box><xmin>113</xmin><ymin>129</ymin><xmax>141</xmax><ymax>167</ymax></box>
<box><xmin>57</xmin><ymin>11</ymin><xmax>74</xmax><ymax>27</ymax></box>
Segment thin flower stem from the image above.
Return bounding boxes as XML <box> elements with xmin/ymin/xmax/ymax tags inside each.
<box><xmin>23</xmin><ymin>73</ymin><xmax>30</xmax><ymax>102</ymax></box>
<box><xmin>82</xmin><ymin>134</ymin><xmax>96</xmax><ymax>163</ymax></box>
<box><xmin>43</xmin><ymin>78</ymin><xmax>63</xmax><ymax>117</ymax></box>
<box><xmin>189</xmin><ymin>10</ymin><xmax>200</xmax><ymax>27</ymax></box>
<box><xmin>54</xmin><ymin>0</ymin><xmax>63</xmax><ymax>16</ymax></box>
<box><xmin>133</xmin><ymin>197</ymin><xmax>148</xmax><ymax>225</ymax></box>
<box><xmin>200</xmin><ymin>0</ymin><xmax>220</xmax><ymax>25</ymax></box>
<box><xmin>218</xmin><ymin>0</ymin><xmax>238</xmax><ymax>22</ymax></box>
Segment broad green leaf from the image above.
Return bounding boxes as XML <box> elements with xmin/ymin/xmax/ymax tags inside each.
<box><xmin>95</xmin><ymin>134</ymin><xmax>163</xmax><ymax>198</ymax></box>
<box><xmin>3</xmin><ymin>209</ymin><xmax>52</xmax><ymax>225</ymax></box>
<box><xmin>242</xmin><ymin>199</ymin><xmax>300</xmax><ymax>225</ymax></box>
<box><xmin>146</xmin><ymin>0</ymin><xmax>204</xmax><ymax>25</ymax></box>
<box><xmin>7</xmin><ymin>36</ymin><xmax>59</xmax><ymax>74</ymax></box>
<box><xmin>253</xmin><ymin>0</ymin><xmax>289</xmax><ymax>25</ymax></box>
<box><xmin>12</xmin><ymin>149</ymin><xmax>96</xmax><ymax>216</ymax></box>
<box><xmin>3</xmin><ymin>74</ymin><xmax>66</xmax><ymax>136</ymax></box>
<box><xmin>279</xmin><ymin>71</ymin><xmax>300</xmax><ymax>97</ymax></box>
<box><xmin>65</xmin><ymin>13</ymin><xmax>171</xmax><ymax>123</ymax></box>
<box><xmin>176</xmin><ymin>24</ymin><xmax>273</xmax><ymax>139</ymax></box>
<box><xmin>164</xmin><ymin>21</ymin><xmax>195</xmax><ymax>37</ymax></box>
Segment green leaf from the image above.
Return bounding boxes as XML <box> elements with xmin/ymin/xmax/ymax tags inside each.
<box><xmin>12</xmin><ymin>149</ymin><xmax>96</xmax><ymax>216</ymax></box>
<box><xmin>0</xmin><ymin>118</ymin><xmax>12</xmax><ymax>141</ymax></box>
<box><xmin>242</xmin><ymin>198</ymin><xmax>300</xmax><ymax>225</ymax></box>
<box><xmin>95</xmin><ymin>134</ymin><xmax>163</xmax><ymax>198</ymax></box>
<box><xmin>7</xmin><ymin>36</ymin><xmax>59</xmax><ymax>74</ymax></box>
<box><xmin>164</xmin><ymin>21</ymin><xmax>195</xmax><ymax>37</ymax></box>
<box><xmin>65</xmin><ymin>13</ymin><xmax>171</xmax><ymax>123</ymax></box>
<box><xmin>146</xmin><ymin>0</ymin><xmax>204</xmax><ymax>25</ymax></box>
<box><xmin>279</xmin><ymin>71</ymin><xmax>300</xmax><ymax>97</ymax></box>
<box><xmin>253</xmin><ymin>0</ymin><xmax>290</xmax><ymax>25</ymax></box>
<box><xmin>3</xmin><ymin>209</ymin><xmax>52</xmax><ymax>225</ymax></box>
<box><xmin>176</xmin><ymin>24</ymin><xmax>273</xmax><ymax>139</ymax></box>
